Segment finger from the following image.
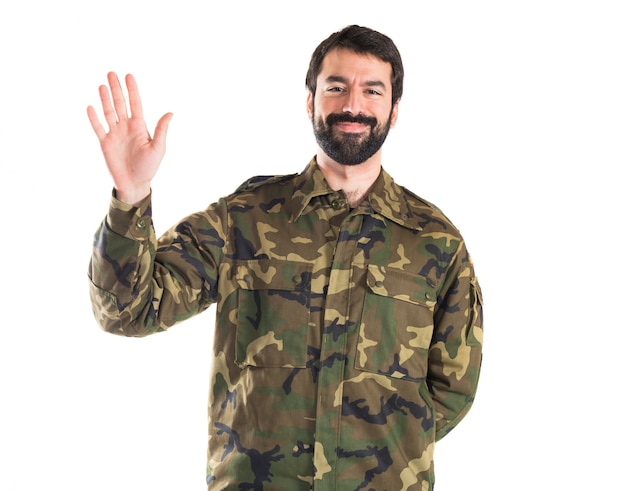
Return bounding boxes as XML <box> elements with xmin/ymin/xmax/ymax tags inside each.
<box><xmin>107</xmin><ymin>71</ymin><xmax>129</xmax><ymax>121</ymax></box>
<box><xmin>98</xmin><ymin>83</ymin><xmax>118</xmax><ymax>129</ymax></box>
<box><xmin>125</xmin><ymin>73</ymin><xmax>144</xmax><ymax>120</ymax></box>
<box><xmin>152</xmin><ymin>112</ymin><xmax>174</xmax><ymax>149</ymax></box>
<box><xmin>86</xmin><ymin>105</ymin><xmax>107</xmax><ymax>141</ymax></box>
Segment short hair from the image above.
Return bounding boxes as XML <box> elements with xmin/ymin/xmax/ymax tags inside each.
<box><xmin>305</xmin><ymin>25</ymin><xmax>404</xmax><ymax>105</ymax></box>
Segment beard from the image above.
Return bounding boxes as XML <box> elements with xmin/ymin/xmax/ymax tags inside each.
<box><xmin>312</xmin><ymin>106</ymin><xmax>393</xmax><ymax>166</ymax></box>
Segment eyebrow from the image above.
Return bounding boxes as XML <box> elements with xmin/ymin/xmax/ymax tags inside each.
<box><xmin>324</xmin><ymin>75</ymin><xmax>387</xmax><ymax>91</ymax></box>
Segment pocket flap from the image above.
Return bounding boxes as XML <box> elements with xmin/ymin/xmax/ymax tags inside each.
<box><xmin>366</xmin><ymin>265</ymin><xmax>436</xmax><ymax>308</ymax></box>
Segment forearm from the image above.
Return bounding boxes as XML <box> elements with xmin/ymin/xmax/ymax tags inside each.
<box><xmin>88</xmin><ymin>192</ymin><xmax>160</xmax><ymax>336</ymax></box>
<box><xmin>428</xmin><ymin>246</ymin><xmax>484</xmax><ymax>440</ymax></box>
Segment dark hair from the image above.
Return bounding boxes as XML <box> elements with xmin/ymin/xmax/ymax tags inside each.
<box><xmin>305</xmin><ymin>25</ymin><xmax>404</xmax><ymax>104</ymax></box>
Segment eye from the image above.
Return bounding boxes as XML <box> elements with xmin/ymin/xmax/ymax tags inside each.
<box><xmin>327</xmin><ymin>86</ymin><xmax>345</xmax><ymax>93</ymax></box>
<box><xmin>365</xmin><ymin>88</ymin><xmax>383</xmax><ymax>96</ymax></box>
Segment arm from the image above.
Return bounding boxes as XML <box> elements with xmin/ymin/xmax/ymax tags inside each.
<box><xmin>428</xmin><ymin>242</ymin><xmax>484</xmax><ymax>440</ymax></box>
<box><xmin>87</xmin><ymin>72</ymin><xmax>221</xmax><ymax>336</ymax></box>
<box><xmin>88</xmin><ymin>194</ymin><xmax>227</xmax><ymax>336</ymax></box>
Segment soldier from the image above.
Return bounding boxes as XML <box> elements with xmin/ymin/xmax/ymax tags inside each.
<box><xmin>87</xmin><ymin>24</ymin><xmax>483</xmax><ymax>490</ymax></box>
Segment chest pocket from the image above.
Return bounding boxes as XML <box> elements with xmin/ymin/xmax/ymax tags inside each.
<box><xmin>355</xmin><ymin>265</ymin><xmax>436</xmax><ymax>382</ymax></box>
<box><xmin>233</xmin><ymin>260</ymin><xmax>312</xmax><ymax>369</ymax></box>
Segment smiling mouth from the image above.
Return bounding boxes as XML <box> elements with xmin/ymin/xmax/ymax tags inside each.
<box><xmin>335</xmin><ymin>122</ymin><xmax>370</xmax><ymax>133</ymax></box>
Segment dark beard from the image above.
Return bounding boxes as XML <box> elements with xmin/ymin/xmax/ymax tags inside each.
<box><xmin>312</xmin><ymin>109</ymin><xmax>392</xmax><ymax>166</ymax></box>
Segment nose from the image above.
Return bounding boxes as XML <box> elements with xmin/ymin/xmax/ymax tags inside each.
<box><xmin>342</xmin><ymin>89</ymin><xmax>362</xmax><ymax>115</ymax></box>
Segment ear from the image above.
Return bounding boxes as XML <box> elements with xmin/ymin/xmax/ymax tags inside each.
<box><xmin>306</xmin><ymin>91</ymin><xmax>313</xmax><ymax>120</ymax></box>
<box><xmin>389</xmin><ymin>100</ymin><xmax>400</xmax><ymax>128</ymax></box>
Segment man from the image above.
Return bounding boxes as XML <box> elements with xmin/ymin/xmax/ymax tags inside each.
<box><xmin>88</xmin><ymin>25</ymin><xmax>483</xmax><ymax>490</ymax></box>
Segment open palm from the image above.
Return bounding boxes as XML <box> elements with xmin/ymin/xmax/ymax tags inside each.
<box><xmin>87</xmin><ymin>72</ymin><xmax>172</xmax><ymax>205</ymax></box>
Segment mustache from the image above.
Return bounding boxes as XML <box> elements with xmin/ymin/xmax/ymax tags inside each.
<box><xmin>325</xmin><ymin>113</ymin><xmax>377</xmax><ymax>128</ymax></box>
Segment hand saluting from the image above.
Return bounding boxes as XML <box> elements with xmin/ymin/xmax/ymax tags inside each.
<box><xmin>87</xmin><ymin>72</ymin><xmax>173</xmax><ymax>205</ymax></box>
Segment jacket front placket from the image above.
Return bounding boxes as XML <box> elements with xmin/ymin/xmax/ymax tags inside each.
<box><xmin>313</xmin><ymin>201</ymin><xmax>364</xmax><ymax>489</ymax></box>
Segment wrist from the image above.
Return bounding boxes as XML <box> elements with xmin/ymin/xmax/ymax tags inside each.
<box><xmin>115</xmin><ymin>185</ymin><xmax>151</xmax><ymax>206</ymax></box>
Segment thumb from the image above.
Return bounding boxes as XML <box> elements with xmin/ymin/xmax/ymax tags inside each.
<box><xmin>153</xmin><ymin>112</ymin><xmax>173</xmax><ymax>147</ymax></box>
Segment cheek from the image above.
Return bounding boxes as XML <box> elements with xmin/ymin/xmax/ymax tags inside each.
<box><xmin>314</xmin><ymin>96</ymin><xmax>342</xmax><ymax>117</ymax></box>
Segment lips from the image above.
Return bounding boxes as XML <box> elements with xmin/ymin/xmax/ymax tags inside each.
<box><xmin>335</xmin><ymin>121</ymin><xmax>369</xmax><ymax>133</ymax></box>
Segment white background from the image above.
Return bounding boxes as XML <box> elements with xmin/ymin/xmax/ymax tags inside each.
<box><xmin>1</xmin><ymin>1</ymin><xmax>624</xmax><ymax>489</ymax></box>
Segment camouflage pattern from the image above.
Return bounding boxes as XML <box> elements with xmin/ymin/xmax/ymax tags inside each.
<box><xmin>89</xmin><ymin>158</ymin><xmax>483</xmax><ymax>490</ymax></box>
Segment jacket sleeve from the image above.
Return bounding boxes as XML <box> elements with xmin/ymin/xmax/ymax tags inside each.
<box><xmin>428</xmin><ymin>240</ymin><xmax>484</xmax><ymax>441</ymax></box>
<box><xmin>87</xmin><ymin>192</ymin><xmax>226</xmax><ymax>337</ymax></box>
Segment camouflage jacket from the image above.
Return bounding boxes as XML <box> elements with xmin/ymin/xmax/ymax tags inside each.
<box><xmin>88</xmin><ymin>157</ymin><xmax>483</xmax><ymax>490</ymax></box>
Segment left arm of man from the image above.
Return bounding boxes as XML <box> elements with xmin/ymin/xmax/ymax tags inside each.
<box><xmin>428</xmin><ymin>241</ymin><xmax>484</xmax><ymax>441</ymax></box>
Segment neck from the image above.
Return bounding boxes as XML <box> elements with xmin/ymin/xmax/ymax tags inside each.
<box><xmin>316</xmin><ymin>151</ymin><xmax>382</xmax><ymax>208</ymax></box>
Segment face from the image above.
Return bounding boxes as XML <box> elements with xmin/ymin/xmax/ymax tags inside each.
<box><xmin>307</xmin><ymin>48</ymin><xmax>399</xmax><ymax>166</ymax></box>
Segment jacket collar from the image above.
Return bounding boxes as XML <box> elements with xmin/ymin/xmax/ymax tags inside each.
<box><xmin>290</xmin><ymin>157</ymin><xmax>423</xmax><ymax>232</ymax></box>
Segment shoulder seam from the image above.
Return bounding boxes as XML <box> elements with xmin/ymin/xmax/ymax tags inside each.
<box><xmin>235</xmin><ymin>174</ymin><xmax>297</xmax><ymax>193</ymax></box>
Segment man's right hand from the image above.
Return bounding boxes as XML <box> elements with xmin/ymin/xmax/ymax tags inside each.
<box><xmin>87</xmin><ymin>72</ymin><xmax>173</xmax><ymax>206</ymax></box>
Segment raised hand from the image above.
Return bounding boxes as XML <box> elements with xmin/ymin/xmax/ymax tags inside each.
<box><xmin>87</xmin><ymin>72</ymin><xmax>173</xmax><ymax>205</ymax></box>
